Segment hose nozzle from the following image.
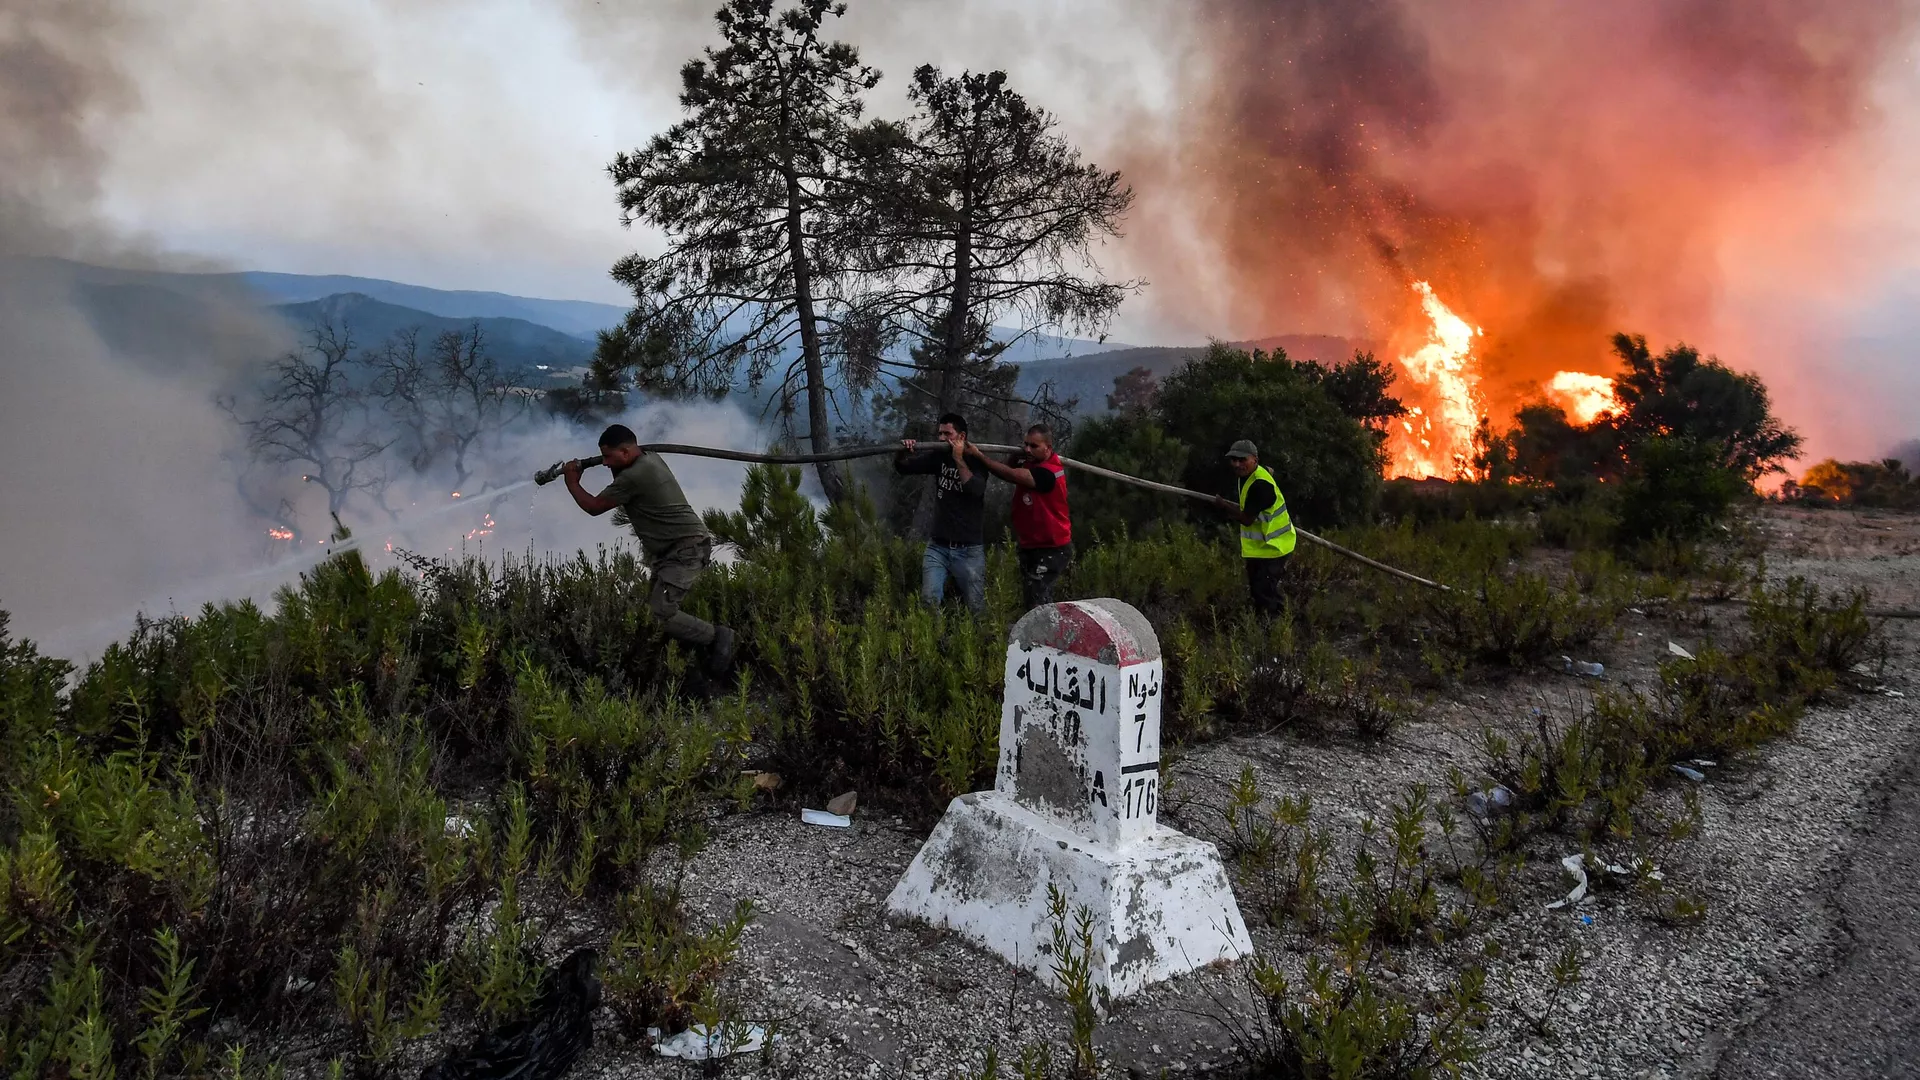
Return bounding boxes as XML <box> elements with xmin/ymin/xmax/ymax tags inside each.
<box><xmin>534</xmin><ymin>454</ymin><xmax>604</xmax><ymax>486</ymax></box>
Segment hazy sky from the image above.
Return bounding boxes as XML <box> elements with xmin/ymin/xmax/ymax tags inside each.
<box><xmin>91</xmin><ymin>0</ymin><xmax>1191</xmax><ymax>332</ymax></box>
<box><xmin>66</xmin><ymin>0</ymin><xmax>1920</xmax><ymax>458</ymax></box>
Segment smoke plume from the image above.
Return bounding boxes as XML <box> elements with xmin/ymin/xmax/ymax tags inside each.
<box><xmin>0</xmin><ymin>0</ymin><xmax>763</xmax><ymax>659</ymax></box>
<box><xmin>1121</xmin><ymin>0</ymin><xmax>1920</xmax><ymax>431</ymax></box>
<box><xmin>0</xmin><ymin>0</ymin><xmax>274</xmax><ymax>653</ymax></box>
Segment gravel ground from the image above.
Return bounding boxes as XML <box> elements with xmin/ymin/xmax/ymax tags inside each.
<box><xmin>1709</xmin><ymin>737</ymin><xmax>1920</xmax><ymax>1078</ymax></box>
<box><xmin>562</xmin><ymin>506</ymin><xmax>1920</xmax><ymax>1079</ymax></box>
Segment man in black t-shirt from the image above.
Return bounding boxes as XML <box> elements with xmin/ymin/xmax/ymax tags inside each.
<box><xmin>894</xmin><ymin>412</ymin><xmax>988</xmax><ymax>612</ymax></box>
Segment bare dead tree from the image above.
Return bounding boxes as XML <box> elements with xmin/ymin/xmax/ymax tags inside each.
<box><xmin>372</xmin><ymin>328</ymin><xmax>433</xmax><ymax>474</ymax></box>
<box><xmin>222</xmin><ymin>319</ymin><xmax>391</xmax><ymax>520</ymax></box>
<box><xmin>428</xmin><ymin>325</ymin><xmax>528</xmax><ymax>494</ymax></box>
<box><xmin>221</xmin><ymin>448</ymin><xmax>306</xmax><ymax>545</ymax></box>
<box><xmin>372</xmin><ymin>323</ymin><xmax>527</xmax><ymax>496</ymax></box>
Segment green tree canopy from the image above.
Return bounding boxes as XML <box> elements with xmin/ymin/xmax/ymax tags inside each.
<box><xmin>593</xmin><ymin>0</ymin><xmax>878</xmax><ymax>502</ymax></box>
<box><xmin>1609</xmin><ymin>333</ymin><xmax>1801</xmax><ymax>481</ymax></box>
<box><xmin>848</xmin><ymin>65</ymin><xmax>1132</xmax><ymax>438</ymax></box>
<box><xmin>1155</xmin><ymin>344</ymin><xmax>1386</xmax><ymax>527</ymax></box>
<box><xmin>1065</xmin><ymin>414</ymin><xmax>1190</xmax><ymax>542</ymax></box>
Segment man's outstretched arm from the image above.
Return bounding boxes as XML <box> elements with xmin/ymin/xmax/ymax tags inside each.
<box><xmin>964</xmin><ymin>443</ymin><xmax>1038</xmax><ymax>489</ymax></box>
<box><xmin>1234</xmin><ymin>479</ymin><xmax>1275</xmax><ymax>527</ymax></box>
<box><xmin>564</xmin><ymin>459</ymin><xmax>620</xmax><ymax>515</ymax></box>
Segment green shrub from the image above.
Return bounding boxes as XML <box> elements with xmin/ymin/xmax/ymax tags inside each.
<box><xmin>1246</xmin><ymin>945</ymin><xmax>1485</xmax><ymax>1080</ymax></box>
<box><xmin>1379</xmin><ymin>477</ymin><xmax>1535</xmax><ymax>526</ymax></box>
<box><xmin>1615</xmin><ymin>436</ymin><xmax>1748</xmax><ymax>547</ymax></box>
<box><xmin>1416</xmin><ymin>570</ymin><xmax>1624</xmax><ymax>673</ymax></box>
<box><xmin>1063</xmin><ymin>415</ymin><xmax>1191</xmax><ymax>543</ymax></box>
<box><xmin>1472</xmin><ymin>579</ymin><xmax>1883</xmax><ymax>847</ymax></box>
<box><xmin>602</xmin><ymin>881</ymin><xmax>750</xmax><ymax>1036</ymax></box>
<box><xmin>1230</xmin><ymin>781</ymin><xmax>1490</xmax><ymax>1079</ymax></box>
<box><xmin>1743</xmin><ymin>577</ymin><xmax>1880</xmax><ymax>688</ymax></box>
<box><xmin>1157</xmin><ymin>343</ymin><xmax>1385</xmax><ymax>527</ymax></box>
<box><xmin>1221</xmin><ymin>766</ymin><xmax>1328</xmax><ymax>929</ymax></box>
<box><xmin>1538</xmin><ymin>494</ymin><xmax>1619</xmax><ymax>550</ymax></box>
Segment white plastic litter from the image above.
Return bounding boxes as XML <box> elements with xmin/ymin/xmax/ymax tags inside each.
<box><xmin>1671</xmin><ymin>764</ymin><xmax>1706</xmax><ymax>782</ymax></box>
<box><xmin>649</xmin><ymin>1023</ymin><xmax>774</xmax><ymax>1060</ymax></box>
<box><xmin>1560</xmin><ymin>656</ymin><xmax>1605</xmax><ymax>678</ymax></box>
<box><xmin>801</xmin><ymin>808</ymin><xmax>851</xmax><ymax>828</ymax></box>
<box><xmin>1545</xmin><ymin>853</ymin><xmax>1589</xmax><ymax>910</ymax></box>
<box><xmin>1599</xmin><ymin>860</ymin><xmax>1665</xmax><ymax>883</ymax></box>
<box><xmin>1667</xmin><ymin>641</ymin><xmax>1696</xmax><ymax>660</ymax></box>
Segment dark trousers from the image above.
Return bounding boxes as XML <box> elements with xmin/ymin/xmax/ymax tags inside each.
<box><xmin>1018</xmin><ymin>544</ymin><xmax>1073</xmax><ymax>611</ymax></box>
<box><xmin>648</xmin><ymin>537</ymin><xmax>718</xmax><ymax>646</ymax></box>
<box><xmin>1245</xmin><ymin>556</ymin><xmax>1288</xmax><ymax>618</ymax></box>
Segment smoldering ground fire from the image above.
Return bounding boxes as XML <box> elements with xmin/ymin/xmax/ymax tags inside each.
<box><xmin>1117</xmin><ymin>0</ymin><xmax>1920</xmax><ymax>469</ymax></box>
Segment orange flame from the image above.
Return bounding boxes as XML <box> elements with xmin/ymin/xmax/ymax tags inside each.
<box><xmin>1386</xmin><ymin>281</ymin><xmax>1484</xmax><ymax>479</ymax></box>
<box><xmin>1545</xmin><ymin>371</ymin><xmax>1619</xmax><ymax>425</ymax></box>
<box><xmin>266</xmin><ymin>526</ymin><xmax>294</xmax><ymax>541</ymax></box>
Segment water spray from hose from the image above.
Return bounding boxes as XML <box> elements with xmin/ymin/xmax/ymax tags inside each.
<box><xmin>534</xmin><ymin>444</ymin><xmax>1453</xmax><ymax>592</ymax></box>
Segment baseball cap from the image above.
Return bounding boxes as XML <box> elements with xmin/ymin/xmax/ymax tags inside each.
<box><xmin>1225</xmin><ymin>439</ymin><xmax>1258</xmax><ymax>459</ymax></box>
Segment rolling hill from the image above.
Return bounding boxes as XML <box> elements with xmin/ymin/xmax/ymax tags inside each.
<box><xmin>21</xmin><ymin>255</ymin><xmax>1378</xmax><ymax>418</ymax></box>
<box><xmin>229</xmin><ymin>272</ymin><xmax>628</xmax><ymax>339</ymax></box>
<box><xmin>269</xmin><ymin>293</ymin><xmax>592</xmax><ymax>382</ymax></box>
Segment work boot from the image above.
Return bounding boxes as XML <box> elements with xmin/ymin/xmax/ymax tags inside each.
<box><xmin>706</xmin><ymin>625</ymin><xmax>737</xmax><ymax>676</ymax></box>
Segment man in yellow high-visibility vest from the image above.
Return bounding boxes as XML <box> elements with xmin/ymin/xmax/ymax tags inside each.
<box><xmin>1224</xmin><ymin>439</ymin><xmax>1295</xmax><ymax>617</ymax></box>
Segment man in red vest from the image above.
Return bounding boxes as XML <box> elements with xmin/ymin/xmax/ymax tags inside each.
<box><xmin>966</xmin><ymin>424</ymin><xmax>1071</xmax><ymax>611</ymax></box>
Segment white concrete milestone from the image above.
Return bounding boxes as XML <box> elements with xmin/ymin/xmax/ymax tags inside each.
<box><xmin>886</xmin><ymin>599</ymin><xmax>1253</xmax><ymax>1001</ymax></box>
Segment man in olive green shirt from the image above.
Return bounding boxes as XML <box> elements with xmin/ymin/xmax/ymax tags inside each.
<box><xmin>563</xmin><ymin>424</ymin><xmax>736</xmax><ymax>674</ymax></box>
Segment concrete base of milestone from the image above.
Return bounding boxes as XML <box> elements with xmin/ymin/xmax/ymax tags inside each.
<box><xmin>885</xmin><ymin>790</ymin><xmax>1253</xmax><ymax>1001</ymax></box>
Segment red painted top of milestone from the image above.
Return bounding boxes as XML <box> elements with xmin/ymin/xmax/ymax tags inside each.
<box><xmin>1009</xmin><ymin>599</ymin><xmax>1161</xmax><ymax>666</ymax></box>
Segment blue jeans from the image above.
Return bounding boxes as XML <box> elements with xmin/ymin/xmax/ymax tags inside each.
<box><xmin>921</xmin><ymin>542</ymin><xmax>986</xmax><ymax>612</ymax></box>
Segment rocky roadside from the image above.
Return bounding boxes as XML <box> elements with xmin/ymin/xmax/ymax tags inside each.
<box><xmin>558</xmin><ymin>508</ymin><xmax>1920</xmax><ymax>1079</ymax></box>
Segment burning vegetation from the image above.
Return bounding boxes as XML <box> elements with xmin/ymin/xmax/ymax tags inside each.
<box><xmin>1120</xmin><ymin>0</ymin><xmax>1915</xmax><ymax>467</ymax></box>
<box><xmin>1383</xmin><ymin>280</ymin><xmax>1623</xmax><ymax>481</ymax></box>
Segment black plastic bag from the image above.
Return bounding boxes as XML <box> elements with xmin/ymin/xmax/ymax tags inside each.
<box><xmin>422</xmin><ymin>949</ymin><xmax>601</xmax><ymax>1080</ymax></box>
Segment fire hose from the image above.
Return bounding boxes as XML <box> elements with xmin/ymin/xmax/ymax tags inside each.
<box><xmin>534</xmin><ymin>444</ymin><xmax>1455</xmax><ymax>593</ymax></box>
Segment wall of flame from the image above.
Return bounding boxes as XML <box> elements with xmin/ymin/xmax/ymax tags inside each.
<box><xmin>1113</xmin><ymin>0</ymin><xmax>1919</xmax><ymax>466</ymax></box>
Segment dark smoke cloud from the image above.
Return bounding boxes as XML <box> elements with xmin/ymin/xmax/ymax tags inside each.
<box><xmin>1120</xmin><ymin>0</ymin><xmax>1920</xmax><ymax>424</ymax></box>
<box><xmin>0</xmin><ymin>0</ymin><xmax>297</xmax><ymax>649</ymax></box>
<box><xmin>0</xmin><ymin>0</ymin><xmax>134</xmax><ymax>249</ymax></box>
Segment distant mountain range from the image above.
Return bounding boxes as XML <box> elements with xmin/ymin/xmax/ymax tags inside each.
<box><xmin>16</xmin><ymin>256</ymin><xmax>1361</xmax><ymax>414</ymax></box>
<box><xmin>229</xmin><ymin>271</ymin><xmax>629</xmax><ymax>339</ymax></box>
<box><xmin>271</xmin><ymin>293</ymin><xmax>595</xmax><ymax>381</ymax></box>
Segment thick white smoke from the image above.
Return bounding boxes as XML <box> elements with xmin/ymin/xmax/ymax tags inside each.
<box><xmin>0</xmin><ymin>0</ymin><xmax>770</xmax><ymax>661</ymax></box>
<box><xmin>25</xmin><ymin>397</ymin><xmax>767</xmax><ymax>660</ymax></box>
